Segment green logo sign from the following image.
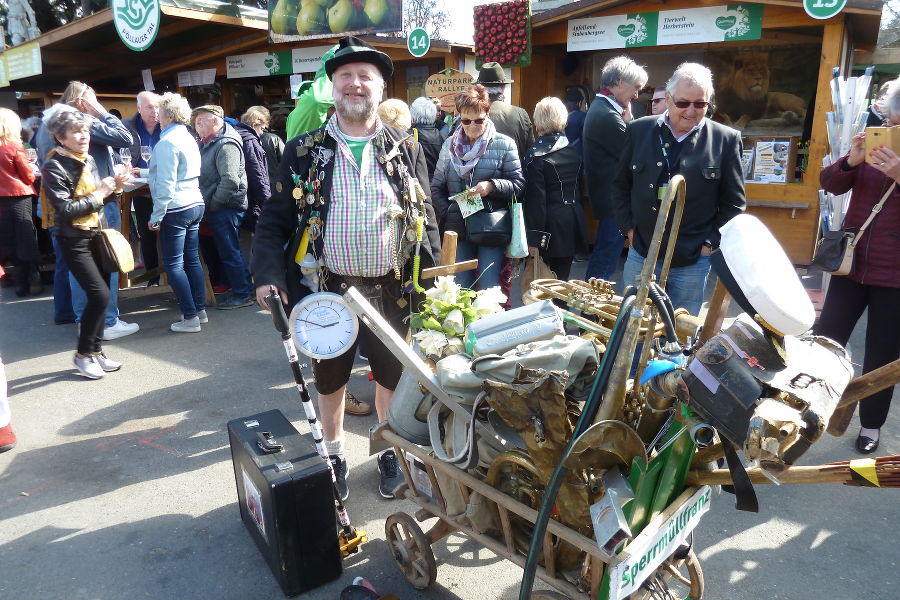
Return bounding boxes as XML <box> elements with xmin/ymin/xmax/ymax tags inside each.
<box><xmin>112</xmin><ymin>0</ymin><xmax>161</xmax><ymax>52</ymax></box>
<box><xmin>803</xmin><ymin>0</ymin><xmax>847</xmax><ymax>20</ymax></box>
<box><xmin>408</xmin><ymin>28</ymin><xmax>431</xmax><ymax>58</ymax></box>
<box><xmin>617</xmin><ymin>24</ymin><xmax>635</xmax><ymax>37</ymax></box>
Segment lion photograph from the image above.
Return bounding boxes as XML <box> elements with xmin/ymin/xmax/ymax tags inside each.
<box><xmin>712</xmin><ymin>50</ymin><xmax>812</xmax><ymax>134</ymax></box>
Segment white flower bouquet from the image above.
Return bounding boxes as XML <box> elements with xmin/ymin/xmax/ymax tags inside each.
<box><xmin>411</xmin><ymin>276</ymin><xmax>507</xmax><ymax>359</ymax></box>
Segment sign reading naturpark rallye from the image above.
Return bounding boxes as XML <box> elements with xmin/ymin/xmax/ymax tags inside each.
<box><xmin>610</xmin><ymin>486</ymin><xmax>712</xmax><ymax>599</ymax></box>
<box><xmin>269</xmin><ymin>0</ymin><xmax>402</xmax><ymax>42</ymax></box>
<box><xmin>112</xmin><ymin>0</ymin><xmax>161</xmax><ymax>52</ymax></box>
<box><xmin>424</xmin><ymin>69</ymin><xmax>475</xmax><ymax>112</ymax></box>
<box><xmin>567</xmin><ymin>4</ymin><xmax>762</xmax><ymax>52</ymax></box>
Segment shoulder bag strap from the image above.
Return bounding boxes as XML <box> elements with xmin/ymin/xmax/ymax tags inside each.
<box><xmin>849</xmin><ymin>181</ymin><xmax>896</xmax><ymax>249</ymax></box>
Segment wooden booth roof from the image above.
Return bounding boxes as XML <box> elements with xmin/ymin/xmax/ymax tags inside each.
<box><xmin>13</xmin><ymin>0</ymin><xmax>471</xmax><ymax>94</ymax></box>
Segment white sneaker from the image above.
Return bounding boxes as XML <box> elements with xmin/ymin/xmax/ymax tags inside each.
<box><xmin>102</xmin><ymin>319</ymin><xmax>140</xmax><ymax>341</ymax></box>
<box><xmin>171</xmin><ymin>316</ymin><xmax>201</xmax><ymax>333</ymax></box>
<box><xmin>197</xmin><ymin>310</ymin><xmax>208</xmax><ymax>324</ymax></box>
<box><xmin>94</xmin><ymin>352</ymin><xmax>122</xmax><ymax>372</ymax></box>
<box><xmin>73</xmin><ymin>354</ymin><xmax>104</xmax><ymax>379</ymax></box>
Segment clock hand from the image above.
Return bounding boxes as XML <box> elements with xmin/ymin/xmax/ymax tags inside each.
<box><xmin>298</xmin><ymin>318</ymin><xmax>339</xmax><ymax>329</ymax></box>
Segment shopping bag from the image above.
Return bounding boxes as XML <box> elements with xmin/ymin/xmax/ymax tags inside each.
<box><xmin>505</xmin><ymin>196</ymin><xmax>529</xmax><ymax>259</ymax></box>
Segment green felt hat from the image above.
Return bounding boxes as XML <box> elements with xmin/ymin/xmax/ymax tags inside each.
<box><xmin>325</xmin><ymin>36</ymin><xmax>394</xmax><ymax>81</ymax></box>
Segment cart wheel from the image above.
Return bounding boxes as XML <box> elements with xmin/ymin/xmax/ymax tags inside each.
<box><xmin>629</xmin><ymin>548</ymin><xmax>704</xmax><ymax>600</ymax></box>
<box><xmin>385</xmin><ymin>512</ymin><xmax>438</xmax><ymax>590</ymax></box>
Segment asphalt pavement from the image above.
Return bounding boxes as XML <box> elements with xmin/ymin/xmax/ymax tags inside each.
<box><xmin>1</xmin><ymin>263</ymin><xmax>897</xmax><ymax>600</ymax></box>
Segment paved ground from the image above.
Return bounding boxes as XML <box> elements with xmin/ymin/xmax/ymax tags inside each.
<box><xmin>1</xmin><ymin>263</ymin><xmax>897</xmax><ymax>600</ymax></box>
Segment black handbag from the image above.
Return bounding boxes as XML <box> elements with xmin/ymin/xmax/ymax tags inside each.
<box><xmin>465</xmin><ymin>207</ymin><xmax>511</xmax><ymax>247</ymax></box>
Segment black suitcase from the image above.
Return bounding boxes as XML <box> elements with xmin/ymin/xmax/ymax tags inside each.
<box><xmin>228</xmin><ymin>409</ymin><xmax>342</xmax><ymax>596</ymax></box>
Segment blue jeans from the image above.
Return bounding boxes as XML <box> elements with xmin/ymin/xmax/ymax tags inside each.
<box><xmin>71</xmin><ymin>201</ymin><xmax>120</xmax><ymax>327</ymax></box>
<box><xmin>585</xmin><ymin>216</ymin><xmax>625</xmax><ymax>282</ymax></box>
<box><xmin>621</xmin><ymin>247</ymin><xmax>711</xmax><ymax>317</ymax></box>
<box><xmin>206</xmin><ymin>207</ymin><xmax>252</xmax><ymax>298</ymax></box>
<box><xmin>161</xmin><ymin>205</ymin><xmax>206</xmax><ymax>319</ymax></box>
<box><xmin>454</xmin><ymin>240</ymin><xmax>505</xmax><ymax>290</ymax></box>
<box><xmin>49</xmin><ymin>228</ymin><xmax>75</xmax><ymax>322</ymax></box>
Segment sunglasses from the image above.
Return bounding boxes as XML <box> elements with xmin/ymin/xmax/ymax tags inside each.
<box><xmin>461</xmin><ymin>118</ymin><xmax>486</xmax><ymax>125</ymax></box>
<box><xmin>672</xmin><ymin>100</ymin><xmax>710</xmax><ymax>109</ymax></box>
<box><xmin>651</xmin><ymin>98</ymin><xmax>666</xmax><ymax>104</ymax></box>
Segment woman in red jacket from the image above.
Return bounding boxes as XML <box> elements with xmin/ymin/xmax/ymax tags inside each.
<box><xmin>0</xmin><ymin>108</ymin><xmax>41</xmax><ymax>297</ymax></box>
<box><xmin>816</xmin><ymin>79</ymin><xmax>900</xmax><ymax>454</ymax></box>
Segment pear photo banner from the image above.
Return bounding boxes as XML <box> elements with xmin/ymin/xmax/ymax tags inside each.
<box><xmin>112</xmin><ymin>0</ymin><xmax>161</xmax><ymax>52</ymax></box>
<box><xmin>567</xmin><ymin>4</ymin><xmax>763</xmax><ymax>52</ymax></box>
<box><xmin>269</xmin><ymin>0</ymin><xmax>403</xmax><ymax>42</ymax></box>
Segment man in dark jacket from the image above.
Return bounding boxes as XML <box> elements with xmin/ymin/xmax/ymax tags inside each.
<box><xmin>583</xmin><ymin>56</ymin><xmax>648</xmax><ymax>282</ymax></box>
<box><xmin>612</xmin><ymin>63</ymin><xmax>746</xmax><ymax>316</ymax></box>
<box><xmin>252</xmin><ymin>37</ymin><xmax>440</xmax><ymax>502</ymax></box>
<box><xmin>232</xmin><ymin>119</ymin><xmax>271</xmax><ymax>233</ymax></box>
<box><xmin>123</xmin><ymin>91</ymin><xmax>162</xmax><ymax>284</ymax></box>
<box><xmin>477</xmin><ymin>62</ymin><xmax>533</xmax><ymax>164</ymax></box>
<box><xmin>193</xmin><ymin>105</ymin><xmax>254</xmax><ymax>309</ymax></box>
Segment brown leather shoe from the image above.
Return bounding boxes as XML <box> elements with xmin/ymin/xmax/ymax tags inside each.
<box><xmin>344</xmin><ymin>391</ymin><xmax>372</xmax><ymax>416</ymax></box>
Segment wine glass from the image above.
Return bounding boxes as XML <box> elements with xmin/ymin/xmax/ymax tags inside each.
<box><xmin>140</xmin><ymin>145</ymin><xmax>152</xmax><ymax>165</ymax></box>
<box><xmin>26</xmin><ymin>148</ymin><xmax>38</xmax><ymax>163</ymax></box>
<box><xmin>119</xmin><ymin>148</ymin><xmax>132</xmax><ymax>169</ymax></box>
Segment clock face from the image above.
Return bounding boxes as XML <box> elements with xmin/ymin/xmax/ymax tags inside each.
<box><xmin>289</xmin><ymin>292</ymin><xmax>359</xmax><ymax>360</ymax></box>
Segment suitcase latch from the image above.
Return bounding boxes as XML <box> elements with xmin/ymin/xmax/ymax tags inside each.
<box><xmin>257</xmin><ymin>431</ymin><xmax>284</xmax><ymax>454</ymax></box>
<box><xmin>243</xmin><ymin>419</ymin><xmax>260</xmax><ymax>428</ymax></box>
<box><xmin>274</xmin><ymin>461</ymin><xmax>294</xmax><ymax>472</ymax></box>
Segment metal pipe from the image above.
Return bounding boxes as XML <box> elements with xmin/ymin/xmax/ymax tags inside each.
<box><xmin>595</xmin><ymin>175</ymin><xmax>687</xmax><ymax>424</ymax></box>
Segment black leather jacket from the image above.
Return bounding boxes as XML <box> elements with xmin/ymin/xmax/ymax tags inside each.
<box><xmin>41</xmin><ymin>153</ymin><xmax>109</xmax><ymax>238</ymax></box>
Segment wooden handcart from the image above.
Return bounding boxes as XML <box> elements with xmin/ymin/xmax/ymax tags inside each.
<box><xmin>373</xmin><ymin>423</ymin><xmax>706</xmax><ymax>600</ymax></box>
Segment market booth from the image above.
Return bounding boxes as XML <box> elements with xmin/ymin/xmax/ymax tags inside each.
<box><xmin>519</xmin><ymin>0</ymin><xmax>883</xmax><ymax>265</ymax></box>
<box><xmin>8</xmin><ymin>0</ymin><xmax>472</xmax><ymax>121</ymax></box>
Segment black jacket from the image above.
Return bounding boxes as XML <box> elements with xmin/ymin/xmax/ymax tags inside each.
<box><xmin>41</xmin><ymin>153</ymin><xmax>107</xmax><ymax>238</ymax></box>
<box><xmin>251</xmin><ymin>124</ymin><xmax>441</xmax><ymax>306</ymax></box>
<box><xmin>523</xmin><ymin>134</ymin><xmax>587</xmax><ymax>258</ymax></box>
<box><xmin>413</xmin><ymin>124</ymin><xmax>443</xmax><ymax>181</ymax></box>
<box><xmin>583</xmin><ymin>95</ymin><xmax>626</xmax><ymax>219</ymax></box>
<box><xmin>611</xmin><ymin>116</ymin><xmax>746</xmax><ymax>267</ymax></box>
<box><xmin>234</xmin><ymin>121</ymin><xmax>272</xmax><ymax>232</ymax></box>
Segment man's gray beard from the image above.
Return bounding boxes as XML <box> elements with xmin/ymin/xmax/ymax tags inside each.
<box><xmin>334</xmin><ymin>92</ymin><xmax>378</xmax><ymax>124</ymax></box>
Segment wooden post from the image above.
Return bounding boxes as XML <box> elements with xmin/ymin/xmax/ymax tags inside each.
<box><xmin>827</xmin><ymin>358</ymin><xmax>900</xmax><ymax>436</ymax></box>
<box><xmin>699</xmin><ymin>279</ymin><xmax>731</xmax><ymax>343</ymax></box>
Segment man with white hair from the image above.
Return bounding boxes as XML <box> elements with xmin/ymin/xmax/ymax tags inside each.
<box><xmin>612</xmin><ymin>62</ymin><xmax>745</xmax><ymax>316</ymax></box>
<box><xmin>124</xmin><ymin>91</ymin><xmax>162</xmax><ymax>285</ymax></box>
<box><xmin>252</xmin><ymin>36</ymin><xmax>440</xmax><ymax>501</ymax></box>
<box><xmin>192</xmin><ymin>105</ymin><xmax>254</xmax><ymax>309</ymax></box>
<box><xmin>583</xmin><ymin>56</ymin><xmax>648</xmax><ymax>282</ymax></box>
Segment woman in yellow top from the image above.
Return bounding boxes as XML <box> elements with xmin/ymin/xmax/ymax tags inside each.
<box><xmin>41</xmin><ymin>110</ymin><xmax>130</xmax><ymax>380</ymax></box>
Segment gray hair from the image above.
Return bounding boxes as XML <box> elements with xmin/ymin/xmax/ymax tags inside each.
<box><xmin>241</xmin><ymin>105</ymin><xmax>271</xmax><ymax>129</ymax></box>
<box><xmin>666</xmin><ymin>63</ymin><xmax>715</xmax><ymax>98</ymax></box>
<box><xmin>410</xmin><ymin>97</ymin><xmax>437</xmax><ymax>125</ymax></box>
<box><xmin>599</xmin><ymin>56</ymin><xmax>648</xmax><ymax>90</ymax></box>
<box><xmin>533</xmin><ymin>97</ymin><xmax>568</xmax><ymax>136</ymax></box>
<box><xmin>884</xmin><ymin>78</ymin><xmax>900</xmax><ymax>121</ymax></box>
<box><xmin>136</xmin><ymin>91</ymin><xmax>160</xmax><ymax>107</ymax></box>
<box><xmin>46</xmin><ymin>110</ymin><xmax>91</xmax><ymax>142</ymax></box>
<box><xmin>159</xmin><ymin>93</ymin><xmax>192</xmax><ymax>125</ymax></box>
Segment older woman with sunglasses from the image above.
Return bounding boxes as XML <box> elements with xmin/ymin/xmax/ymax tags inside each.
<box><xmin>431</xmin><ymin>84</ymin><xmax>524</xmax><ymax>289</ymax></box>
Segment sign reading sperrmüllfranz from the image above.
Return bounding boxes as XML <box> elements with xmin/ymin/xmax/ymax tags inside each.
<box><xmin>567</xmin><ymin>4</ymin><xmax>762</xmax><ymax>52</ymax></box>
<box><xmin>610</xmin><ymin>486</ymin><xmax>712</xmax><ymax>599</ymax></box>
<box><xmin>112</xmin><ymin>0</ymin><xmax>161</xmax><ymax>52</ymax></box>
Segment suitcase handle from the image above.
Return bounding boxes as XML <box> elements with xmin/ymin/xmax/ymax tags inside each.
<box><xmin>256</xmin><ymin>431</ymin><xmax>284</xmax><ymax>454</ymax></box>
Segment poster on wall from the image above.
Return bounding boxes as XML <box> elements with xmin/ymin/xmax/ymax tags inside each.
<box><xmin>269</xmin><ymin>0</ymin><xmax>402</xmax><ymax>42</ymax></box>
<box><xmin>708</xmin><ymin>45</ymin><xmax>819</xmax><ymax>137</ymax></box>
